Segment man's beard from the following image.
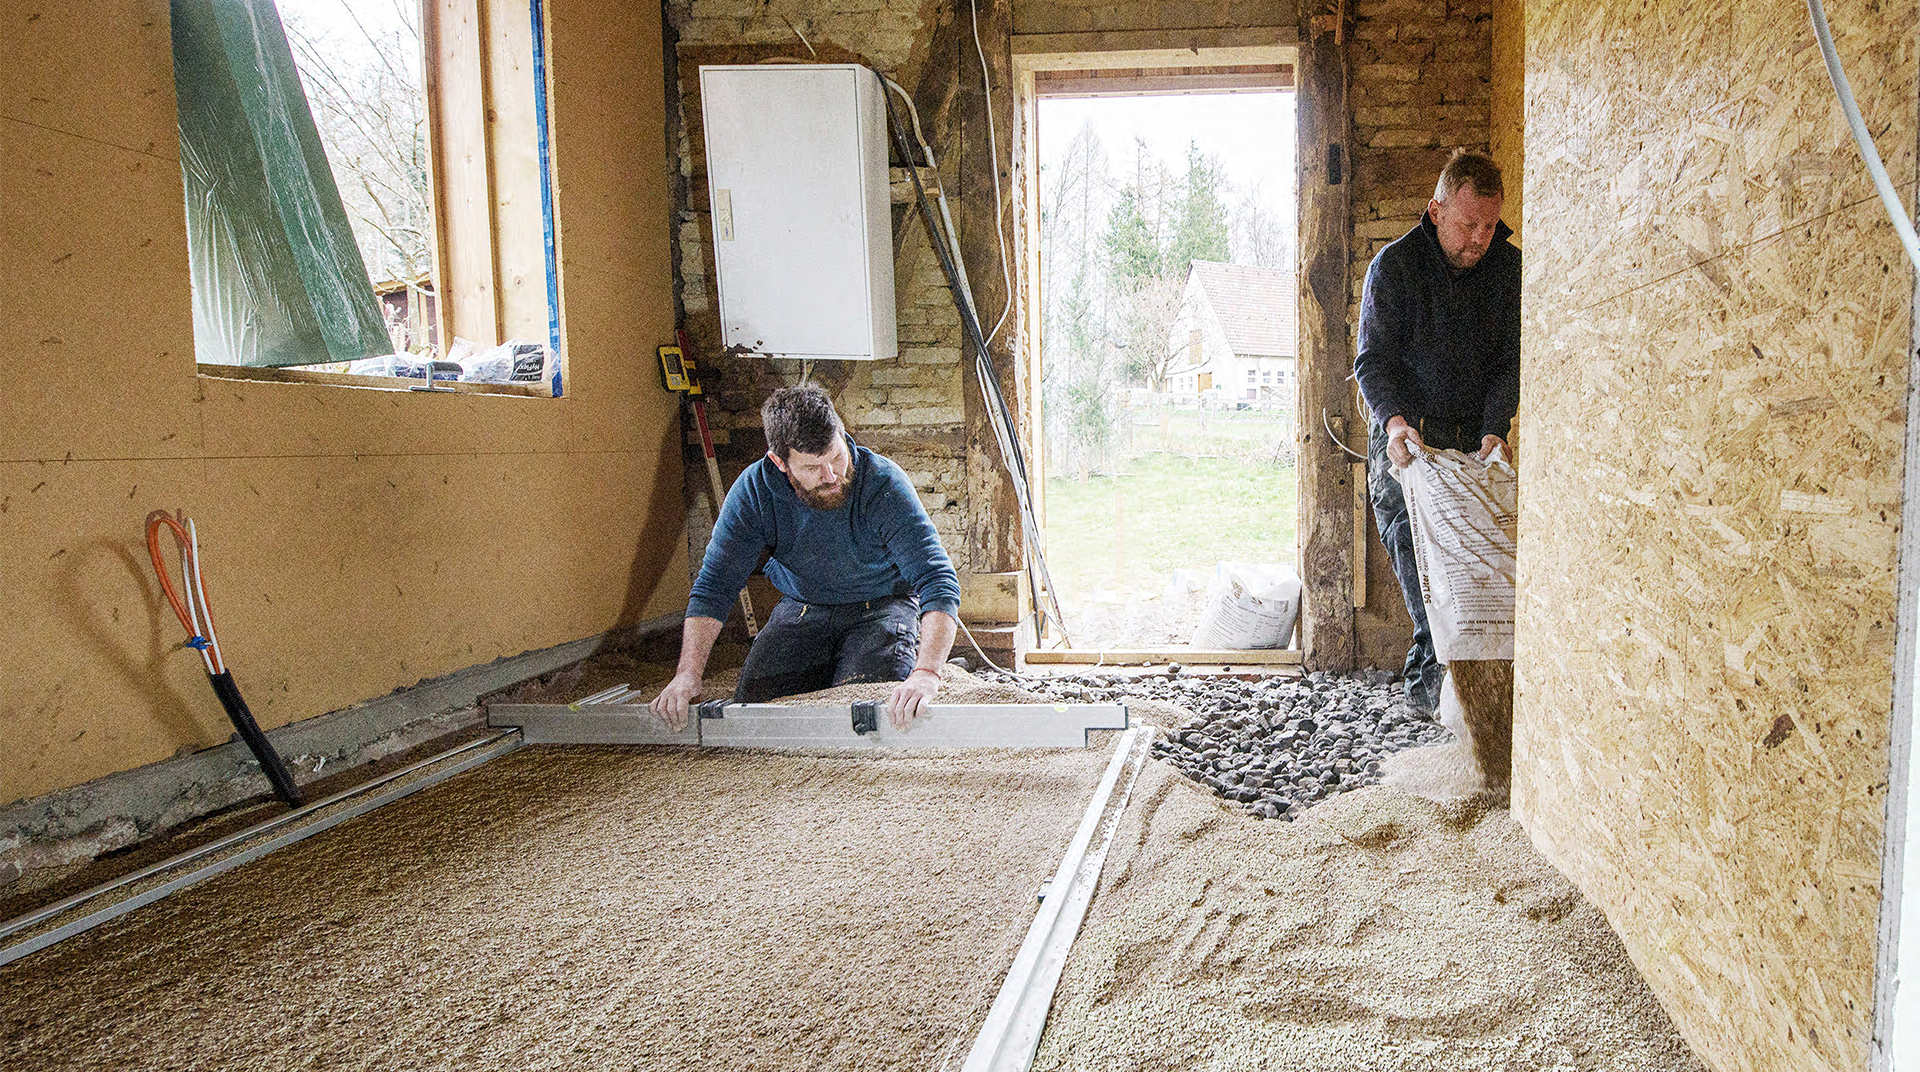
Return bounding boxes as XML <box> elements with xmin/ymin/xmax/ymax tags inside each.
<box><xmin>795</xmin><ymin>482</ymin><xmax>848</xmax><ymax>510</ymax></box>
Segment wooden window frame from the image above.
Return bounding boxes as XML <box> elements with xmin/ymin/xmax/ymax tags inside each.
<box><xmin>194</xmin><ymin>0</ymin><xmax>564</xmax><ymax>397</ymax></box>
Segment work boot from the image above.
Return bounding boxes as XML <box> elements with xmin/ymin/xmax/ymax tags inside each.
<box><xmin>1403</xmin><ymin>660</ymin><xmax>1443</xmax><ymax>714</ymax></box>
<box><xmin>1401</xmin><ymin>643</ymin><xmax>1439</xmax><ymax>714</ymax></box>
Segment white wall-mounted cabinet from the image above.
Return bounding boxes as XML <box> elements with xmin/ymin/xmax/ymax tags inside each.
<box><xmin>699</xmin><ymin>64</ymin><xmax>897</xmax><ymax>361</ymax></box>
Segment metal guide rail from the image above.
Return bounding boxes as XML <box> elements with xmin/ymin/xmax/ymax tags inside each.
<box><xmin>488</xmin><ymin>689</ymin><xmax>1129</xmax><ymax>749</ymax></box>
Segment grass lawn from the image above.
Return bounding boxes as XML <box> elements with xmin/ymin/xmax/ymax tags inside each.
<box><xmin>1129</xmin><ymin>408</ymin><xmax>1298</xmax><ymax>461</ymax></box>
<box><xmin>1041</xmin><ymin>450</ymin><xmax>1298</xmax><ymax>613</ymax></box>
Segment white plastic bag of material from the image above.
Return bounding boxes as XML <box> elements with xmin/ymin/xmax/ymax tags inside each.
<box><xmin>1392</xmin><ymin>446</ymin><xmax>1517</xmax><ymax>662</ymax></box>
<box><xmin>1189</xmin><ymin>563</ymin><xmax>1302</xmax><ymax>649</ymax></box>
<box><xmin>459</xmin><ymin>338</ymin><xmax>555</xmax><ymax>383</ymax></box>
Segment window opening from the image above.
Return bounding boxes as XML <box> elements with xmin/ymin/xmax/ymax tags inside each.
<box><xmin>1036</xmin><ymin>86</ymin><xmax>1298</xmax><ymax>649</ymax></box>
<box><xmin>171</xmin><ymin>0</ymin><xmax>562</xmax><ymax>391</ymax></box>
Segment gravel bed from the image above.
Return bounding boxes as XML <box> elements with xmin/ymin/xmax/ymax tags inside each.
<box><xmin>977</xmin><ymin>666</ymin><xmax>1452</xmax><ymax>820</ymax></box>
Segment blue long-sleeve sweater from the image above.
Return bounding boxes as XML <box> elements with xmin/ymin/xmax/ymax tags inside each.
<box><xmin>686</xmin><ymin>435</ymin><xmax>961</xmax><ymax>621</ymax></box>
<box><xmin>1354</xmin><ymin>211</ymin><xmax>1521</xmax><ymax>442</ymax></box>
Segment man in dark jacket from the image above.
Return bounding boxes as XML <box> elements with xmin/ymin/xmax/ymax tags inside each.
<box><xmin>1353</xmin><ymin>149</ymin><xmax>1520</xmax><ymax>712</ymax></box>
<box><xmin>649</xmin><ymin>385</ymin><xmax>961</xmax><ymax>731</ymax></box>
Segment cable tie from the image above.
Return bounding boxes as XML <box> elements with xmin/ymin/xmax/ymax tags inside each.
<box><xmin>185</xmin><ymin>636</ymin><xmax>210</xmax><ymax>651</ymax></box>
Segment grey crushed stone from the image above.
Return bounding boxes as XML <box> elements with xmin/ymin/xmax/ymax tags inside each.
<box><xmin>976</xmin><ymin>667</ymin><xmax>1450</xmax><ymax>820</ymax></box>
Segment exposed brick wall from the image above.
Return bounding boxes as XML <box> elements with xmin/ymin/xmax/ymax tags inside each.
<box><xmin>1342</xmin><ymin>0</ymin><xmax>1495</xmax><ymax>668</ymax></box>
<box><xmin>1013</xmin><ymin>0</ymin><xmax>1296</xmax><ymax>34</ymax></box>
<box><xmin>666</xmin><ymin>0</ymin><xmax>974</xmax><ymax>575</ymax></box>
<box><xmin>1346</xmin><ymin>0</ymin><xmax>1494</xmax><ymax>331</ymax></box>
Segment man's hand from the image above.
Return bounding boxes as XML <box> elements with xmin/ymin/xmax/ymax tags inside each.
<box><xmin>649</xmin><ymin>671</ymin><xmax>704</xmax><ymax>731</ymax></box>
<box><xmin>1385</xmin><ymin>416</ymin><xmax>1426</xmax><ymax>468</ymax></box>
<box><xmin>1476</xmin><ymin>434</ymin><xmax>1512</xmax><ymax>464</ymax></box>
<box><xmin>886</xmin><ymin>668</ymin><xmax>941</xmax><ymax>729</ymax></box>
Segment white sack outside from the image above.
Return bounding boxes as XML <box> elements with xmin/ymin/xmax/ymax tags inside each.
<box><xmin>1189</xmin><ymin>562</ymin><xmax>1303</xmax><ymax>649</ymax></box>
<box><xmin>1392</xmin><ymin>447</ymin><xmax>1517</xmax><ymax>662</ymax></box>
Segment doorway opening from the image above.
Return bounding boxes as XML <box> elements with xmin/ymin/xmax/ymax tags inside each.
<box><xmin>1025</xmin><ymin>65</ymin><xmax>1299</xmax><ymax>652</ymax></box>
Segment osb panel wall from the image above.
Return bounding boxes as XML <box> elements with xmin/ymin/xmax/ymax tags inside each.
<box><xmin>1513</xmin><ymin>2</ymin><xmax>1916</xmax><ymax>1070</ymax></box>
<box><xmin>1347</xmin><ymin>0</ymin><xmax>1494</xmax><ymax>669</ymax></box>
<box><xmin>0</xmin><ymin>0</ymin><xmax>686</xmax><ymax>805</ymax></box>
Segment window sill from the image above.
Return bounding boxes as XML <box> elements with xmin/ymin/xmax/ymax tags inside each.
<box><xmin>197</xmin><ymin>363</ymin><xmax>555</xmax><ymax>398</ymax></box>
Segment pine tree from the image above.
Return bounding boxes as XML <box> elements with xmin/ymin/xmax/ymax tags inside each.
<box><xmin>1166</xmin><ymin>141</ymin><xmax>1231</xmax><ymax>276</ymax></box>
<box><xmin>1103</xmin><ymin>188</ymin><xmax>1160</xmax><ymax>288</ymax></box>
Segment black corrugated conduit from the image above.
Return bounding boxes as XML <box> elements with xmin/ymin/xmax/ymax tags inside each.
<box><xmin>145</xmin><ymin>511</ymin><xmax>303</xmax><ymax>807</ymax></box>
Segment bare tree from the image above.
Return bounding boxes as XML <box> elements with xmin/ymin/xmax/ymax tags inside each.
<box><xmin>1042</xmin><ymin>122</ymin><xmax>1125</xmax><ymax>479</ymax></box>
<box><xmin>1110</xmin><ymin>272</ymin><xmax>1186</xmax><ymax>392</ymax></box>
<box><xmin>1229</xmin><ymin>180</ymin><xmax>1295</xmax><ymax>269</ymax></box>
<box><xmin>283</xmin><ymin>2</ymin><xmax>432</xmax><ymax>290</ymax></box>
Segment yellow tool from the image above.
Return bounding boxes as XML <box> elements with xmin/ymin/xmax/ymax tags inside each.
<box><xmin>660</xmin><ymin>335</ymin><xmax>758</xmax><ymax>636</ymax></box>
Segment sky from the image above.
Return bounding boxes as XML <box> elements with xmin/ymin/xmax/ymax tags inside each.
<box><xmin>275</xmin><ymin>0</ymin><xmax>420</xmax><ymax>79</ymax></box>
<box><xmin>1037</xmin><ymin>91</ymin><xmax>1298</xmax><ymax>220</ymax></box>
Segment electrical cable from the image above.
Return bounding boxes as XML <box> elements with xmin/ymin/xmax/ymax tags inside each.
<box><xmin>877</xmin><ymin>73</ymin><xmax>1073</xmax><ymax>646</ymax></box>
<box><xmin>956</xmin><ymin>616</ymin><xmax>1015</xmax><ymax>675</ymax></box>
<box><xmin>1806</xmin><ymin>0</ymin><xmax>1920</xmax><ymax>275</ymax></box>
<box><xmin>968</xmin><ymin>0</ymin><xmax>1015</xmax><ymax>344</ymax></box>
<box><xmin>145</xmin><ymin>511</ymin><xmax>304</xmax><ymax>807</ymax></box>
<box><xmin>1323</xmin><ymin>407</ymin><xmax>1367</xmax><ymax>461</ymax></box>
<box><xmin>146</xmin><ymin>512</ymin><xmax>218</xmax><ymax>674</ymax></box>
<box><xmin>878</xmin><ymin>68</ymin><xmax>1049</xmax><ymax>633</ymax></box>
<box><xmin>882</xmin><ymin>77</ymin><xmax>977</xmax><ymax>314</ymax></box>
<box><xmin>778</xmin><ymin>14</ymin><xmax>819</xmax><ymax>59</ymax></box>
<box><xmin>186</xmin><ymin>518</ymin><xmax>226</xmax><ymax>674</ymax></box>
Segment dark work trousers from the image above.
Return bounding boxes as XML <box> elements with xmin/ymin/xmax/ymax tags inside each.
<box><xmin>732</xmin><ymin>594</ymin><xmax>922</xmax><ymax>703</ymax></box>
<box><xmin>1367</xmin><ymin>418</ymin><xmax>1478</xmax><ymax>697</ymax></box>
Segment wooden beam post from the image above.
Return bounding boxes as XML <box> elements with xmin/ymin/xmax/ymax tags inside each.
<box><xmin>424</xmin><ymin>0</ymin><xmax>502</xmax><ymax>348</ymax></box>
<box><xmin>1295</xmin><ymin>14</ymin><xmax>1356</xmax><ymax>672</ymax></box>
<box><xmin>955</xmin><ymin>0</ymin><xmax>1023</xmax><ymax>576</ymax></box>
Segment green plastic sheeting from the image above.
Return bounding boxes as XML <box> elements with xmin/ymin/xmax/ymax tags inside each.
<box><xmin>172</xmin><ymin>0</ymin><xmax>390</xmax><ymax>368</ymax></box>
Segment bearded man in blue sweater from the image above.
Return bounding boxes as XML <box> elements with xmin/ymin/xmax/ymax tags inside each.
<box><xmin>1354</xmin><ymin>149</ymin><xmax>1520</xmax><ymax>714</ymax></box>
<box><xmin>650</xmin><ymin>385</ymin><xmax>962</xmax><ymax>731</ymax></box>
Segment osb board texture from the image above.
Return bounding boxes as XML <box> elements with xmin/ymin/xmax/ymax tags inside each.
<box><xmin>0</xmin><ymin>746</ymin><xmax>1110</xmax><ymax>1070</ymax></box>
<box><xmin>1512</xmin><ymin>2</ymin><xmax>1917</xmax><ymax>1071</ymax></box>
<box><xmin>1488</xmin><ymin>0</ymin><xmax>1522</xmax><ymax>244</ymax></box>
<box><xmin>0</xmin><ymin>0</ymin><xmax>688</xmax><ymax>805</ymax></box>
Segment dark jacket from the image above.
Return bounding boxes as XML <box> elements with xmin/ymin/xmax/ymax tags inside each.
<box><xmin>687</xmin><ymin>435</ymin><xmax>961</xmax><ymax>621</ymax></box>
<box><xmin>1354</xmin><ymin>211</ymin><xmax>1521</xmax><ymax>442</ymax></box>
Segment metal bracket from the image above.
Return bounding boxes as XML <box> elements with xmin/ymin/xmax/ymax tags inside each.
<box><xmin>851</xmin><ymin>701</ymin><xmax>880</xmax><ymax>735</ymax></box>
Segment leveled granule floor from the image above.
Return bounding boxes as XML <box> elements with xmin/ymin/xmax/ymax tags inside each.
<box><xmin>0</xmin><ymin>744</ymin><xmax>1111</xmax><ymax>1072</ymax></box>
<box><xmin>1033</xmin><ymin>762</ymin><xmax>1707</xmax><ymax>1072</ymax></box>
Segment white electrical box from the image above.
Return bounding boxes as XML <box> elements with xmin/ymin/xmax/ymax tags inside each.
<box><xmin>699</xmin><ymin>64</ymin><xmax>897</xmax><ymax>361</ymax></box>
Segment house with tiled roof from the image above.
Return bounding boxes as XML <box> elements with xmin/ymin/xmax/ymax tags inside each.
<box><xmin>1162</xmin><ymin>260</ymin><xmax>1298</xmax><ymax>406</ymax></box>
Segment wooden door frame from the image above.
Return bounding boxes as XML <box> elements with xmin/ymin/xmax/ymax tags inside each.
<box><xmin>1009</xmin><ymin>27</ymin><xmax>1354</xmax><ymax>666</ymax></box>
